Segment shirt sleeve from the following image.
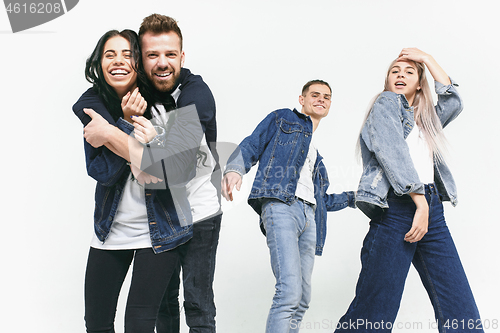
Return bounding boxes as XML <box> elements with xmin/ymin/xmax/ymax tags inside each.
<box><xmin>434</xmin><ymin>78</ymin><xmax>463</xmax><ymax>128</ymax></box>
<box><xmin>224</xmin><ymin>111</ymin><xmax>278</xmax><ymax>176</ymax></box>
<box><xmin>73</xmin><ymin>88</ymin><xmax>129</xmax><ymax>186</ymax></box>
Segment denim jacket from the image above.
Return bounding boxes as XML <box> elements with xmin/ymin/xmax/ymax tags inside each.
<box><xmin>225</xmin><ymin>108</ymin><xmax>355</xmax><ymax>255</ymax></box>
<box><xmin>356</xmin><ymin>80</ymin><xmax>463</xmax><ymax>219</ymax></box>
<box><xmin>73</xmin><ymin>89</ymin><xmax>194</xmax><ymax>254</ymax></box>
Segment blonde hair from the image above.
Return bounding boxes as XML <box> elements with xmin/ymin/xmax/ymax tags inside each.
<box><xmin>357</xmin><ymin>59</ymin><xmax>447</xmax><ymax>162</ymax></box>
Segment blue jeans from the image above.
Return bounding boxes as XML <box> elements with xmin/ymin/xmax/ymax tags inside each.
<box><xmin>156</xmin><ymin>214</ymin><xmax>222</xmax><ymax>333</ymax></box>
<box><xmin>336</xmin><ymin>184</ymin><xmax>483</xmax><ymax>332</ymax></box>
<box><xmin>262</xmin><ymin>199</ymin><xmax>316</xmax><ymax>333</ymax></box>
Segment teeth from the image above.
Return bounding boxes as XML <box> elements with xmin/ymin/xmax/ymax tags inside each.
<box><xmin>156</xmin><ymin>73</ymin><xmax>171</xmax><ymax>77</ymax></box>
<box><xmin>111</xmin><ymin>69</ymin><xmax>128</xmax><ymax>75</ymax></box>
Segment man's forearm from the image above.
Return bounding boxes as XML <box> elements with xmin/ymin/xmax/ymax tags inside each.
<box><xmin>103</xmin><ymin>124</ymin><xmax>138</xmax><ymax>164</ymax></box>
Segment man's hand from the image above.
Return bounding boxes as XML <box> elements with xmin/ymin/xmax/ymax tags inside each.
<box><xmin>122</xmin><ymin>87</ymin><xmax>147</xmax><ymax>121</ymax></box>
<box><xmin>221</xmin><ymin>171</ymin><xmax>242</xmax><ymax>201</ymax></box>
<box><xmin>130</xmin><ymin>164</ymin><xmax>163</xmax><ymax>185</ymax></box>
<box><xmin>132</xmin><ymin>116</ymin><xmax>158</xmax><ymax>144</ymax></box>
<box><xmin>83</xmin><ymin>108</ymin><xmax>112</xmax><ymax>148</ymax></box>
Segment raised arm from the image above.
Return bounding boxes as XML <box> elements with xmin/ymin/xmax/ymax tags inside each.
<box><xmin>398</xmin><ymin>48</ymin><xmax>463</xmax><ymax>127</ymax></box>
<box><xmin>397</xmin><ymin>48</ymin><xmax>451</xmax><ymax>85</ymax></box>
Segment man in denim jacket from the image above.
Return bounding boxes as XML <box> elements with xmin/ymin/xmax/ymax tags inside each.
<box><xmin>222</xmin><ymin>80</ymin><xmax>356</xmax><ymax>333</ymax></box>
<box><xmin>76</xmin><ymin>14</ymin><xmax>222</xmax><ymax>332</ymax></box>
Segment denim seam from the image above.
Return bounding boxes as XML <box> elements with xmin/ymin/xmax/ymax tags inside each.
<box><xmin>351</xmin><ymin>219</ymin><xmax>381</xmax><ymax>310</ymax></box>
<box><xmin>266</xmin><ymin>202</ymin><xmax>283</xmax><ymax>333</ymax></box>
<box><xmin>267</xmin><ymin>203</ymin><xmax>283</xmax><ymax>302</ymax></box>
<box><xmin>415</xmin><ymin>246</ymin><xmax>446</xmax><ymax>333</ymax></box>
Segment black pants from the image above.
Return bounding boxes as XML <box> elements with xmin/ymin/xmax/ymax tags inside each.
<box><xmin>156</xmin><ymin>214</ymin><xmax>222</xmax><ymax>333</ymax></box>
<box><xmin>84</xmin><ymin>247</ymin><xmax>180</xmax><ymax>333</ymax></box>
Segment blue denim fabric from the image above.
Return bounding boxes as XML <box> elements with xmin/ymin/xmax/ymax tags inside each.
<box><xmin>156</xmin><ymin>215</ymin><xmax>222</xmax><ymax>333</ymax></box>
<box><xmin>356</xmin><ymin>80</ymin><xmax>462</xmax><ymax>219</ymax></box>
<box><xmin>335</xmin><ymin>185</ymin><xmax>483</xmax><ymax>333</ymax></box>
<box><xmin>225</xmin><ymin>108</ymin><xmax>355</xmax><ymax>255</ymax></box>
<box><xmin>261</xmin><ymin>199</ymin><xmax>316</xmax><ymax>333</ymax></box>
<box><xmin>73</xmin><ymin>88</ymin><xmax>194</xmax><ymax>253</ymax></box>
<box><xmin>87</xmin><ymin>117</ymin><xmax>193</xmax><ymax>254</ymax></box>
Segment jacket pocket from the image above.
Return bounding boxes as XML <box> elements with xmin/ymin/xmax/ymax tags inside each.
<box><xmin>276</xmin><ymin>119</ymin><xmax>302</xmax><ymax>145</ymax></box>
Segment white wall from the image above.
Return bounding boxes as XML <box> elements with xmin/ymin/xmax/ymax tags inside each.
<box><xmin>1</xmin><ymin>0</ymin><xmax>498</xmax><ymax>332</ymax></box>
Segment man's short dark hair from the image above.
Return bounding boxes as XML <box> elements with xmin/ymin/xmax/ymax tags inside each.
<box><xmin>302</xmin><ymin>79</ymin><xmax>331</xmax><ymax>95</ymax></box>
<box><xmin>139</xmin><ymin>14</ymin><xmax>183</xmax><ymax>49</ymax></box>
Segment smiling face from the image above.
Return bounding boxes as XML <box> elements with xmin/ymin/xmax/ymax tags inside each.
<box><xmin>141</xmin><ymin>31</ymin><xmax>185</xmax><ymax>93</ymax></box>
<box><xmin>386</xmin><ymin>60</ymin><xmax>421</xmax><ymax>105</ymax></box>
<box><xmin>299</xmin><ymin>83</ymin><xmax>332</xmax><ymax>120</ymax></box>
<box><xmin>101</xmin><ymin>36</ymin><xmax>137</xmax><ymax>99</ymax></box>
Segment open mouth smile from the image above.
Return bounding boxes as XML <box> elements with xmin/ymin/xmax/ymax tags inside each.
<box><xmin>154</xmin><ymin>72</ymin><xmax>172</xmax><ymax>79</ymax></box>
<box><xmin>110</xmin><ymin>68</ymin><xmax>130</xmax><ymax>76</ymax></box>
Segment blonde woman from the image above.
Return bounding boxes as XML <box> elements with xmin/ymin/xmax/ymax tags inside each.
<box><xmin>335</xmin><ymin>48</ymin><xmax>483</xmax><ymax>332</ymax></box>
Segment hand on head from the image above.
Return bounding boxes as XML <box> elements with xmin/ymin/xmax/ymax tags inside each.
<box><xmin>397</xmin><ymin>47</ymin><xmax>430</xmax><ymax>64</ymax></box>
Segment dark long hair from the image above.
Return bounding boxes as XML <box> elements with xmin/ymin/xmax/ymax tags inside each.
<box><xmin>85</xmin><ymin>29</ymin><xmax>151</xmax><ymax>121</ymax></box>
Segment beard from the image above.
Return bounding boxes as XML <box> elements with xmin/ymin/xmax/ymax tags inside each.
<box><xmin>147</xmin><ymin>70</ymin><xmax>180</xmax><ymax>93</ymax></box>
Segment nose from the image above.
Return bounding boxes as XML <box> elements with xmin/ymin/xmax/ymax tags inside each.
<box><xmin>397</xmin><ymin>72</ymin><xmax>405</xmax><ymax>78</ymax></box>
<box><xmin>157</xmin><ymin>55</ymin><xmax>168</xmax><ymax>70</ymax></box>
<box><xmin>113</xmin><ymin>54</ymin><xmax>125</xmax><ymax>65</ymax></box>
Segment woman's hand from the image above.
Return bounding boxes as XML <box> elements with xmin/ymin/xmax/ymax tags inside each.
<box><xmin>397</xmin><ymin>47</ymin><xmax>451</xmax><ymax>85</ymax></box>
<box><xmin>132</xmin><ymin>116</ymin><xmax>157</xmax><ymax>144</ymax></box>
<box><xmin>130</xmin><ymin>164</ymin><xmax>163</xmax><ymax>185</ymax></box>
<box><xmin>397</xmin><ymin>47</ymin><xmax>430</xmax><ymax>64</ymax></box>
<box><xmin>122</xmin><ymin>87</ymin><xmax>147</xmax><ymax>121</ymax></box>
<box><xmin>405</xmin><ymin>193</ymin><xmax>429</xmax><ymax>243</ymax></box>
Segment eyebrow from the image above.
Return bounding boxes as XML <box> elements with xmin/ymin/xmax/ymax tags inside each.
<box><xmin>391</xmin><ymin>65</ymin><xmax>415</xmax><ymax>71</ymax></box>
<box><xmin>104</xmin><ymin>49</ymin><xmax>132</xmax><ymax>54</ymax></box>
<box><xmin>310</xmin><ymin>91</ymin><xmax>331</xmax><ymax>97</ymax></box>
<box><xmin>144</xmin><ymin>49</ymin><xmax>179</xmax><ymax>54</ymax></box>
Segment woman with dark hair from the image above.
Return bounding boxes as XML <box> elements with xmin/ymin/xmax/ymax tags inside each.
<box><xmin>335</xmin><ymin>48</ymin><xmax>484</xmax><ymax>332</ymax></box>
<box><xmin>73</xmin><ymin>29</ymin><xmax>192</xmax><ymax>333</ymax></box>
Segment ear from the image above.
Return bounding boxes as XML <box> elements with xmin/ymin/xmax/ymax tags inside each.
<box><xmin>180</xmin><ymin>51</ymin><xmax>185</xmax><ymax>67</ymax></box>
<box><xmin>298</xmin><ymin>94</ymin><xmax>305</xmax><ymax>106</ymax></box>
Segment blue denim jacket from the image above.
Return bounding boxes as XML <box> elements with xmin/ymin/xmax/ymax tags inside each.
<box><xmin>356</xmin><ymin>80</ymin><xmax>463</xmax><ymax>219</ymax></box>
<box><xmin>73</xmin><ymin>89</ymin><xmax>193</xmax><ymax>254</ymax></box>
<box><xmin>225</xmin><ymin>108</ymin><xmax>355</xmax><ymax>255</ymax></box>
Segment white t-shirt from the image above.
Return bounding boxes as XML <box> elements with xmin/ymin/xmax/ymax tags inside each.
<box><xmin>295</xmin><ymin>139</ymin><xmax>317</xmax><ymax>205</ymax></box>
<box><xmin>169</xmin><ymin>87</ymin><xmax>220</xmax><ymax>222</ymax></box>
<box><xmin>406</xmin><ymin>125</ymin><xmax>434</xmax><ymax>184</ymax></box>
<box><xmin>91</xmin><ymin>174</ymin><xmax>151</xmax><ymax>249</ymax></box>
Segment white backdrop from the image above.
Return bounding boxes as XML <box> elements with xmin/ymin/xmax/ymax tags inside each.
<box><xmin>1</xmin><ymin>0</ymin><xmax>498</xmax><ymax>332</ymax></box>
